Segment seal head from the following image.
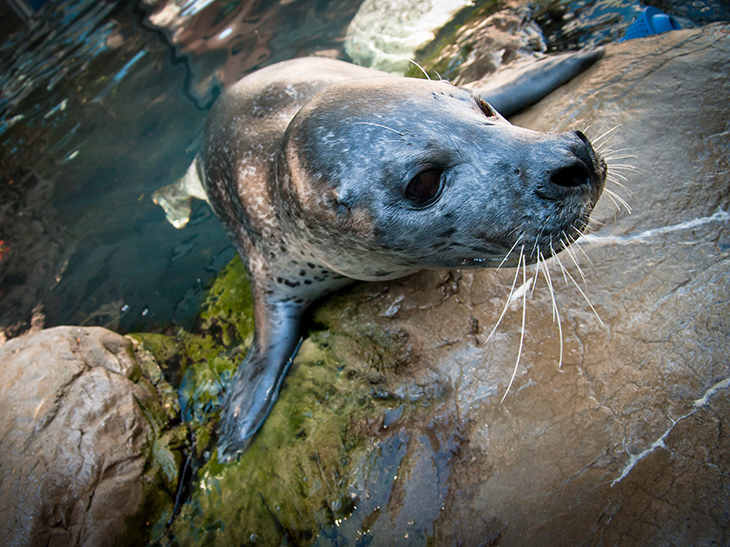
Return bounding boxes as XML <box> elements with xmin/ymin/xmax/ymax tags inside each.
<box><xmin>277</xmin><ymin>77</ymin><xmax>604</xmax><ymax>279</ymax></box>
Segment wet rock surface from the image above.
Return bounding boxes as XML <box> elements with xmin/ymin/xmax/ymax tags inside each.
<box><xmin>167</xmin><ymin>24</ymin><xmax>730</xmax><ymax>546</ymax></box>
<box><xmin>0</xmin><ymin>326</ymin><xmax>182</xmax><ymax>547</ymax></box>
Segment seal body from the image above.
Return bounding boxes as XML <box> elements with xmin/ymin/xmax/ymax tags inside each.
<box><xmin>194</xmin><ymin>56</ymin><xmax>606</xmax><ymax>459</ymax></box>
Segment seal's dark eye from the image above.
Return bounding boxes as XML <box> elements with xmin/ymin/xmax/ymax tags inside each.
<box><xmin>478</xmin><ymin>98</ymin><xmax>497</xmax><ymax>118</ymax></box>
<box><xmin>406</xmin><ymin>168</ymin><xmax>443</xmax><ymax>205</ymax></box>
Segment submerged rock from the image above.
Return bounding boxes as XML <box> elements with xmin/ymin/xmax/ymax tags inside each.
<box><xmin>168</xmin><ymin>23</ymin><xmax>730</xmax><ymax>546</ymax></box>
<box><xmin>409</xmin><ymin>0</ymin><xmax>548</xmax><ymax>83</ymax></box>
<box><xmin>0</xmin><ymin>326</ymin><xmax>183</xmax><ymax>547</ymax></box>
<box><xmin>344</xmin><ymin>0</ymin><xmax>477</xmax><ymax>74</ymax></box>
<box><xmin>0</xmin><ymin>160</ymin><xmax>71</xmax><ymax>340</ymax></box>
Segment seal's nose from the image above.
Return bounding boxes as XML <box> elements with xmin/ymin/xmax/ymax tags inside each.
<box><xmin>532</xmin><ymin>129</ymin><xmax>604</xmax><ymax>203</ymax></box>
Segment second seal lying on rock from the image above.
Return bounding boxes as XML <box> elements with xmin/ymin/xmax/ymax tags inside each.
<box><xmin>159</xmin><ymin>53</ymin><xmax>607</xmax><ymax>460</ymax></box>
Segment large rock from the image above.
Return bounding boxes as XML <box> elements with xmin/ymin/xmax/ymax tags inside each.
<box><xmin>0</xmin><ymin>326</ymin><xmax>182</xmax><ymax>547</ymax></box>
<box><xmin>168</xmin><ymin>23</ymin><xmax>730</xmax><ymax>546</ymax></box>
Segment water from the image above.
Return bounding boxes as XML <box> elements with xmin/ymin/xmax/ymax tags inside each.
<box><xmin>534</xmin><ymin>0</ymin><xmax>646</xmax><ymax>50</ymax></box>
<box><xmin>0</xmin><ymin>0</ymin><xmax>366</xmax><ymax>335</ymax></box>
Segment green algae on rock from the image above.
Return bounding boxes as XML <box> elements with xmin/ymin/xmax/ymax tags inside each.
<box><xmin>167</xmin><ymin>336</ymin><xmax>405</xmax><ymax>546</ymax></box>
<box><xmin>156</xmin><ymin>265</ymin><xmax>462</xmax><ymax>545</ymax></box>
<box><xmin>197</xmin><ymin>255</ymin><xmax>255</xmax><ymax>347</ymax></box>
<box><xmin>122</xmin><ymin>337</ymin><xmax>189</xmax><ymax>546</ymax></box>
<box><xmin>137</xmin><ymin>258</ymin><xmax>450</xmax><ymax>545</ymax></box>
<box><xmin>132</xmin><ymin>256</ymin><xmax>255</xmax><ymax>454</ymax></box>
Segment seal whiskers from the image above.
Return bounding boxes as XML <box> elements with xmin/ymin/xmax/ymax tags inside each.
<box><xmin>409</xmin><ymin>59</ymin><xmax>432</xmax><ymax>81</ymax></box>
<box><xmin>497</xmin><ymin>236</ymin><xmax>524</xmax><ymax>270</ymax></box>
<box><xmin>562</xmin><ymin>236</ymin><xmax>589</xmax><ymax>285</ymax></box>
<box><xmin>592</xmin><ymin>127</ymin><xmax>636</xmax><ymax>212</ymax></box>
<box><xmin>500</xmin><ymin>253</ymin><xmax>528</xmax><ymax>403</ymax></box>
<box><xmin>553</xmin><ymin>250</ymin><xmax>604</xmax><ymax>327</ymax></box>
<box><xmin>353</xmin><ymin>122</ymin><xmax>405</xmax><ymax>136</ymax></box>
<box><xmin>485</xmin><ymin>246</ymin><xmax>525</xmax><ymax>346</ymax></box>
<box><xmin>603</xmin><ymin>187</ymin><xmax>632</xmax><ymax>212</ymax></box>
<box><xmin>540</xmin><ymin>252</ymin><xmax>563</xmax><ymax>368</ymax></box>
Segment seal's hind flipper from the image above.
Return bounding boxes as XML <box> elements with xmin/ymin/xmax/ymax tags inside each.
<box><xmin>217</xmin><ymin>295</ymin><xmax>305</xmax><ymax>461</ymax></box>
<box><xmin>475</xmin><ymin>48</ymin><xmax>604</xmax><ymax>117</ymax></box>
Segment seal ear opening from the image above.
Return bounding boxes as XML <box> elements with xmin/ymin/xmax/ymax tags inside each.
<box><xmin>477</xmin><ymin>97</ymin><xmax>498</xmax><ymax>119</ymax></box>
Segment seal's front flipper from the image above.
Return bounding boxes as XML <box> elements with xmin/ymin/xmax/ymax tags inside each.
<box><xmin>217</xmin><ymin>296</ymin><xmax>305</xmax><ymax>461</ymax></box>
<box><xmin>473</xmin><ymin>48</ymin><xmax>604</xmax><ymax>117</ymax></box>
<box><xmin>152</xmin><ymin>156</ymin><xmax>209</xmax><ymax>229</ymax></box>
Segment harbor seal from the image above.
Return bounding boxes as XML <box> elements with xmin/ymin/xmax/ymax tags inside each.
<box><xmin>176</xmin><ymin>53</ymin><xmax>606</xmax><ymax>460</ymax></box>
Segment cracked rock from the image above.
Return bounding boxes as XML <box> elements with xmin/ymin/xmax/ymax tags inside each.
<box><xmin>0</xmin><ymin>326</ymin><xmax>180</xmax><ymax>547</ymax></box>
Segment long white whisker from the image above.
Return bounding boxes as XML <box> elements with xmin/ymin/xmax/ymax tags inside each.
<box><xmin>587</xmin><ymin>218</ymin><xmax>607</xmax><ymax>228</ymax></box>
<box><xmin>607</xmin><ymin>171</ymin><xmax>630</xmax><ymax>183</ymax></box>
<box><xmin>486</xmin><ymin>246</ymin><xmax>524</xmax><ymax>345</ymax></box>
<box><xmin>409</xmin><ymin>59</ymin><xmax>431</xmax><ymax>81</ymax></box>
<box><xmin>606</xmin><ymin>166</ymin><xmax>640</xmax><ymax>178</ymax></box>
<box><xmin>551</xmin><ymin>242</ymin><xmax>569</xmax><ymax>285</ymax></box>
<box><xmin>604</xmin><ymin>188</ymin><xmax>632</xmax><ymax>212</ymax></box>
<box><xmin>603</xmin><ymin>189</ymin><xmax>622</xmax><ymax>211</ymax></box>
<box><xmin>606</xmin><ymin>176</ymin><xmax>633</xmax><ymax>197</ymax></box>
<box><xmin>540</xmin><ymin>254</ymin><xmax>563</xmax><ymax>368</ymax></box>
<box><xmin>602</xmin><ymin>154</ymin><xmax>637</xmax><ymax>161</ymax></box>
<box><xmin>586</xmin><ymin>125</ymin><xmax>603</xmax><ymax>142</ymax></box>
<box><xmin>497</xmin><ymin>236</ymin><xmax>523</xmax><ymax>269</ymax></box>
<box><xmin>569</xmin><ymin>233</ymin><xmax>595</xmax><ymax>266</ymax></box>
<box><xmin>593</xmin><ymin>125</ymin><xmax>621</xmax><ymax>146</ymax></box>
<box><xmin>560</xmin><ymin>261</ymin><xmax>604</xmax><ymax>327</ymax></box>
<box><xmin>605</xmin><ymin>162</ymin><xmax>638</xmax><ymax>170</ymax></box>
<box><xmin>563</xmin><ymin>237</ymin><xmax>588</xmax><ymax>285</ymax></box>
<box><xmin>607</xmin><ymin>171</ymin><xmax>631</xmax><ymax>185</ymax></box>
<box><xmin>531</xmin><ymin>253</ymin><xmax>541</xmax><ymax>296</ymax></box>
<box><xmin>354</xmin><ymin>122</ymin><xmax>405</xmax><ymax>136</ymax></box>
<box><xmin>501</xmin><ymin>254</ymin><xmax>527</xmax><ymax>403</ymax></box>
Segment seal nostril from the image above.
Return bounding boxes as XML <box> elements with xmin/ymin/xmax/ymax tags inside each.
<box><xmin>550</xmin><ymin>161</ymin><xmax>591</xmax><ymax>188</ymax></box>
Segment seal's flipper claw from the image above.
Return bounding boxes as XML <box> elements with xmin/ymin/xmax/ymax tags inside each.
<box><xmin>217</xmin><ymin>298</ymin><xmax>305</xmax><ymax>462</ymax></box>
<box><xmin>475</xmin><ymin>47</ymin><xmax>605</xmax><ymax>117</ymax></box>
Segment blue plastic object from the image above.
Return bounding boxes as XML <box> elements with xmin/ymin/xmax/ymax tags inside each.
<box><xmin>620</xmin><ymin>6</ymin><xmax>681</xmax><ymax>41</ymax></box>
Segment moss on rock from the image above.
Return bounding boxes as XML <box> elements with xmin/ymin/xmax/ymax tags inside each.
<box><xmin>167</xmin><ymin>335</ymin><xmax>397</xmax><ymax>546</ymax></box>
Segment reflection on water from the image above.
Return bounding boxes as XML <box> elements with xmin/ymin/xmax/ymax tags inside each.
<box><xmin>143</xmin><ymin>0</ymin><xmax>368</xmax><ymax>106</ymax></box>
<box><xmin>0</xmin><ymin>0</ymin><xmax>119</xmax><ymax>132</ymax></box>
<box><xmin>0</xmin><ymin>0</ymin><xmax>365</xmax><ymax>335</ymax></box>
